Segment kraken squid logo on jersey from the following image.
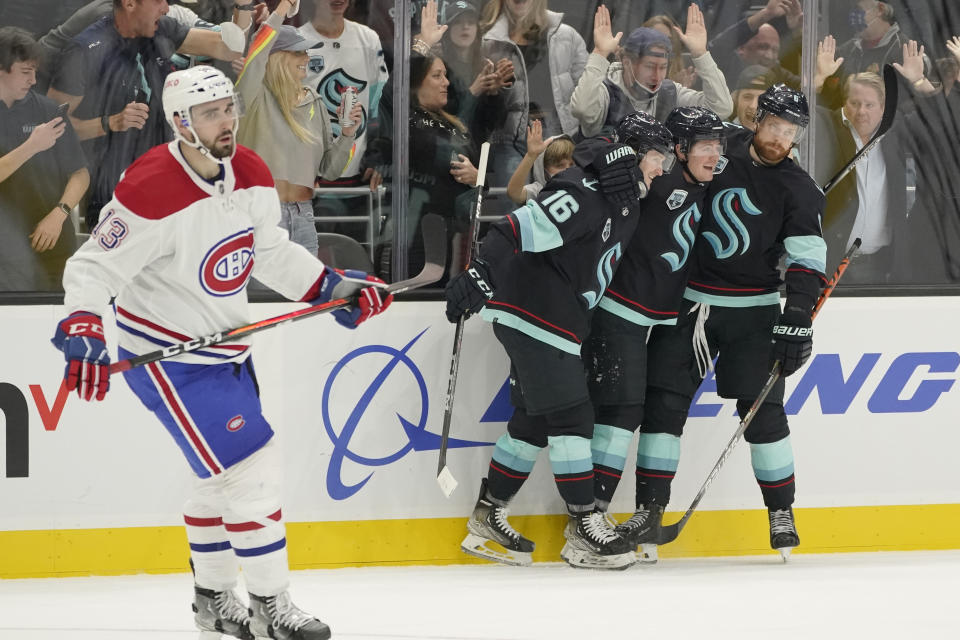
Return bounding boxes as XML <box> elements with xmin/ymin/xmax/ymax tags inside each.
<box><xmin>666</xmin><ymin>189</ymin><xmax>688</xmax><ymax>210</ymax></box>
<box><xmin>660</xmin><ymin>203</ymin><xmax>702</xmax><ymax>272</ymax></box>
<box><xmin>582</xmin><ymin>243</ymin><xmax>622</xmax><ymax>308</ymax></box>
<box><xmin>703</xmin><ymin>187</ymin><xmax>763</xmax><ymax>259</ymax></box>
<box><xmin>317</xmin><ymin>70</ymin><xmax>368</xmax><ymax>137</ymax></box>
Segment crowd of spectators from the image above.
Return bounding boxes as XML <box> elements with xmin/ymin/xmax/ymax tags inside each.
<box><xmin>2</xmin><ymin>0</ymin><xmax>960</xmax><ymax>293</ymax></box>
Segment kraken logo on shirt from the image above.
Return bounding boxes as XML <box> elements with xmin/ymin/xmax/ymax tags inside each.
<box><xmin>660</xmin><ymin>203</ymin><xmax>702</xmax><ymax>272</ymax></box>
<box><xmin>582</xmin><ymin>242</ymin><xmax>622</xmax><ymax>309</ymax></box>
<box><xmin>316</xmin><ymin>69</ymin><xmax>368</xmax><ymax>138</ymax></box>
<box><xmin>703</xmin><ymin>187</ymin><xmax>762</xmax><ymax>260</ymax></box>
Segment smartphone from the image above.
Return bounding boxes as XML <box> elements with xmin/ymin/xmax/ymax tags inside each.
<box><xmin>56</xmin><ymin>102</ymin><xmax>70</xmax><ymax>121</ymax></box>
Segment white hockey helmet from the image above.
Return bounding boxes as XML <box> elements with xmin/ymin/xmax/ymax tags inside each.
<box><xmin>162</xmin><ymin>65</ymin><xmax>242</xmax><ymax>158</ymax></box>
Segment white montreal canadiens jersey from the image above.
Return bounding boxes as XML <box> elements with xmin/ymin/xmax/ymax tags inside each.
<box><xmin>63</xmin><ymin>141</ymin><xmax>325</xmax><ymax>365</ymax></box>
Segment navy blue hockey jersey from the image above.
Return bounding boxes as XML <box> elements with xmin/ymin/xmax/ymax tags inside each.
<box><xmin>684</xmin><ymin>126</ymin><xmax>827</xmax><ymax>311</ymax></box>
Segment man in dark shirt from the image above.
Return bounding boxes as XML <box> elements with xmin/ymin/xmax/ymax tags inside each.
<box><xmin>47</xmin><ymin>0</ymin><xmax>242</xmax><ymax>229</ymax></box>
<box><xmin>0</xmin><ymin>27</ymin><xmax>89</xmax><ymax>292</ymax></box>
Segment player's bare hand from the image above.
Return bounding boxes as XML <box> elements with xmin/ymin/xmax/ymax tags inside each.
<box><xmin>592</xmin><ymin>5</ymin><xmax>622</xmax><ymax>58</ymax></box>
<box><xmin>525</xmin><ymin>120</ymin><xmax>550</xmax><ymax>158</ymax></box>
<box><xmin>363</xmin><ymin>166</ymin><xmax>383</xmax><ymax>191</ymax></box>
<box><xmin>675</xmin><ymin>4</ymin><xmax>707</xmax><ymax>58</ymax></box>
<box><xmin>814</xmin><ymin>36</ymin><xmax>843</xmax><ymax>87</ymax></box>
<box><xmin>469</xmin><ymin>59</ymin><xmax>499</xmax><ymax>96</ymax></box>
<box><xmin>892</xmin><ymin>40</ymin><xmax>925</xmax><ymax>84</ymax></box>
<box><xmin>416</xmin><ymin>0</ymin><xmax>447</xmax><ymax>48</ymax></box>
<box><xmin>111</xmin><ymin>101</ymin><xmax>149</xmax><ymax>132</ymax></box>
<box><xmin>450</xmin><ymin>154</ymin><xmax>478</xmax><ymax>186</ymax></box>
<box><xmin>30</xmin><ymin>208</ymin><xmax>66</xmax><ymax>252</ymax></box>
<box><xmin>948</xmin><ymin>36</ymin><xmax>960</xmax><ymax>65</ymax></box>
<box><xmin>25</xmin><ymin>118</ymin><xmax>65</xmax><ymax>155</ymax></box>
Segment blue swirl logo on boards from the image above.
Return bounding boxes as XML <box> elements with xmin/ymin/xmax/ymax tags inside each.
<box><xmin>322</xmin><ymin>329</ymin><xmax>492</xmax><ymax>500</ymax></box>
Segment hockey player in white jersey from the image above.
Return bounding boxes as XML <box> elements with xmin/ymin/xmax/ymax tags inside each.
<box><xmin>51</xmin><ymin>66</ymin><xmax>392</xmax><ymax>640</ymax></box>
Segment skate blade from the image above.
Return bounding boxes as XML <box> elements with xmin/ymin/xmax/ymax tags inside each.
<box><xmin>560</xmin><ymin>543</ymin><xmax>636</xmax><ymax>571</ymax></box>
<box><xmin>777</xmin><ymin>546</ymin><xmax>795</xmax><ymax>562</ymax></box>
<box><xmin>461</xmin><ymin>534</ymin><xmax>532</xmax><ymax>566</ymax></box>
<box><xmin>639</xmin><ymin>543</ymin><xmax>659</xmax><ymax>564</ymax></box>
<box><xmin>437</xmin><ymin>466</ymin><xmax>458</xmax><ymax>497</ymax></box>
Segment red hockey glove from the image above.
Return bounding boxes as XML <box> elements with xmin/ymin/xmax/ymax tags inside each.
<box><xmin>313</xmin><ymin>268</ymin><xmax>393</xmax><ymax>329</ymax></box>
<box><xmin>51</xmin><ymin>311</ymin><xmax>111</xmax><ymax>401</ymax></box>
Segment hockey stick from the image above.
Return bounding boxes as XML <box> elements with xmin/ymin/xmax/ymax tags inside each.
<box><xmin>109</xmin><ymin>214</ymin><xmax>447</xmax><ymax>375</ymax></box>
<box><xmin>822</xmin><ymin>64</ymin><xmax>898</xmax><ymax>194</ymax></box>
<box><xmin>654</xmin><ymin>238</ymin><xmax>861</xmax><ymax>545</ymax></box>
<box><xmin>436</xmin><ymin>141</ymin><xmax>491</xmax><ymax>498</ymax></box>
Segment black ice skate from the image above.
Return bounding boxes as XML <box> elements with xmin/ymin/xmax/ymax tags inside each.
<box><xmin>460</xmin><ymin>480</ymin><xmax>534</xmax><ymax>566</ymax></box>
<box><xmin>560</xmin><ymin>510</ymin><xmax>637</xmax><ymax>570</ymax></box>
<box><xmin>769</xmin><ymin>507</ymin><xmax>800</xmax><ymax>561</ymax></box>
<box><xmin>248</xmin><ymin>592</ymin><xmax>331</xmax><ymax>640</ymax></box>
<box><xmin>615</xmin><ymin>503</ymin><xmax>664</xmax><ymax>564</ymax></box>
<box><xmin>193</xmin><ymin>585</ymin><xmax>254</xmax><ymax>640</ymax></box>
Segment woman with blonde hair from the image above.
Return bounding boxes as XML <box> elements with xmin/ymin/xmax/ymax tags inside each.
<box><xmin>236</xmin><ymin>0</ymin><xmax>361</xmax><ymax>256</ymax></box>
<box><xmin>478</xmin><ymin>0</ymin><xmax>587</xmax><ymax>186</ymax></box>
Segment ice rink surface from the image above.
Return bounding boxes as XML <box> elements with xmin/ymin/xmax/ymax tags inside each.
<box><xmin>1</xmin><ymin>550</ymin><xmax>957</xmax><ymax>639</ymax></box>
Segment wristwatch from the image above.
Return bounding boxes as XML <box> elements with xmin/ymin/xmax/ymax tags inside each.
<box><xmin>57</xmin><ymin>202</ymin><xmax>73</xmax><ymax>216</ymax></box>
<box><xmin>235</xmin><ymin>2</ymin><xmax>256</xmax><ymax>10</ymax></box>
<box><xmin>101</xmin><ymin>113</ymin><xmax>111</xmax><ymax>134</ymax></box>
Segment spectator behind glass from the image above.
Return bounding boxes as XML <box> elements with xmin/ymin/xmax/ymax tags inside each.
<box><xmin>571</xmin><ymin>4</ymin><xmax>732</xmax><ymax>139</ymax></box>
<box><xmin>643</xmin><ymin>14</ymin><xmax>697</xmax><ymax>89</ymax></box>
<box><xmin>0</xmin><ymin>26</ymin><xmax>89</xmax><ymax>292</ymax></box>
<box><xmin>407</xmin><ymin>52</ymin><xmax>479</xmax><ymax>282</ymax></box>
<box><xmin>506</xmin><ymin>119</ymin><xmax>573</xmax><ymax>204</ymax></box>
<box><xmin>707</xmin><ymin>0</ymin><xmax>802</xmax><ymax>93</ymax></box>
<box><xmin>298</xmin><ymin>0</ymin><xmax>389</xmax><ymax>191</ymax></box>
<box><xmin>47</xmin><ymin>0</ymin><xmax>242</xmax><ymax>230</ymax></box>
<box><xmin>478</xmin><ymin>0</ymin><xmax>588</xmax><ymax>186</ymax></box>
<box><xmin>236</xmin><ymin>0</ymin><xmax>359</xmax><ymax>257</ymax></box>
<box><xmin>729</xmin><ymin>65</ymin><xmax>773</xmax><ymax>125</ymax></box>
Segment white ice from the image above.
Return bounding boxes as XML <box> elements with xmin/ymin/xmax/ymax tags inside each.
<box><xmin>1</xmin><ymin>550</ymin><xmax>956</xmax><ymax>639</ymax></box>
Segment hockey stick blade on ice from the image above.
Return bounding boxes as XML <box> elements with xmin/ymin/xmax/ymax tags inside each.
<box><xmin>437</xmin><ymin>141</ymin><xmax>491</xmax><ymax>498</ymax></box>
<box><xmin>822</xmin><ymin>64</ymin><xmax>898</xmax><ymax>194</ymax></box>
<box><xmin>110</xmin><ymin>214</ymin><xmax>447</xmax><ymax>374</ymax></box>
<box><xmin>654</xmin><ymin>239</ymin><xmax>861</xmax><ymax>546</ymax></box>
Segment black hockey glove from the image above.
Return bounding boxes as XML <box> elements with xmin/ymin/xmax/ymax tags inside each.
<box><xmin>771</xmin><ymin>306</ymin><xmax>813</xmax><ymax>377</ymax></box>
<box><xmin>445</xmin><ymin>258</ymin><xmax>494</xmax><ymax>323</ymax></box>
<box><xmin>574</xmin><ymin>140</ymin><xmax>646</xmax><ymax>208</ymax></box>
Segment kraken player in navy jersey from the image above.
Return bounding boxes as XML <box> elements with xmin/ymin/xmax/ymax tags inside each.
<box><xmin>445</xmin><ymin>113</ymin><xmax>673</xmax><ymax>570</ymax></box>
<box><xmin>583</xmin><ymin>107</ymin><xmax>725</xmax><ymax>524</ymax></box>
<box><xmin>627</xmin><ymin>85</ymin><xmax>827</xmax><ymax>562</ymax></box>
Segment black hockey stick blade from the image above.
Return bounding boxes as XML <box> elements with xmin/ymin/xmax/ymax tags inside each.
<box><xmin>822</xmin><ymin>64</ymin><xmax>899</xmax><ymax>194</ymax></box>
<box><xmin>655</xmin><ymin>240</ymin><xmax>862</xmax><ymax>545</ymax></box>
<box><xmin>111</xmin><ymin>215</ymin><xmax>447</xmax><ymax>374</ymax></box>
<box><xmin>437</xmin><ymin>142</ymin><xmax>491</xmax><ymax>498</ymax></box>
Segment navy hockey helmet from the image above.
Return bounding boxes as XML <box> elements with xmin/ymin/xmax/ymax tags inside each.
<box><xmin>615</xmin><ymin>111</ymin><xmax>676</xmax><ymax>173</ymax></box>
<box><xmin>665</xmin><ymin>106</ymin><xmax>726</xmax><ymax>156</ymax></box>
<box><xmin>755</xmin><ymin>83</ymin><xmax>809</xmax><ymax>143</ymax></box>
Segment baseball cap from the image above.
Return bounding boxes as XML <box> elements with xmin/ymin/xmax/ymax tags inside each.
<box><xmin>271</xmin><ymin>26</ymin><xmax>318</xmax><ymax>53</ymax></box>
<box><xmin>736</xmin><ymin>65</ymin><xmax>773</xmax><ymax>92</ymax></box>
<box><xmin>443</xmin><ymin>0</ymin><xmax>479</xmax><ymax>23</ymax></box>
<box><xmin>623</xmin><ymin>27</ymin><xmax>673</xmax><ymax>58</ymax></box>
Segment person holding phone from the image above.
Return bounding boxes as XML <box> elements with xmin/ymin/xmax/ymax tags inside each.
<box><xmin>0</xmin><ymin>27</ymin><xmax>88</xmax><ymax>292</ymax></box>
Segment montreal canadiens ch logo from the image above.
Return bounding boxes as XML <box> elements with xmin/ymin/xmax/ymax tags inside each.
<box><xmin>199</xmin><ymin>229</ymin><xmax>255</xmax><ymax>297</ymax></box>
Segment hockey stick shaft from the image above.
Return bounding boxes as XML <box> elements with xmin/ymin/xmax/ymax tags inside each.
<box><xmin>822</xmin><ymin>64</ymin><xmax>898</xmax><ymax>194</ymax></box>
<box><xmin>109</xmin><ymin>214</ymin><xmax>447</xmax><ymax>375</ymax></box>
<box><xmin>656</xmin><ymin>239</ymin><xmax>861</xmax><ymax>544</ymax></box>
<box><xmin>437</xmin><ymin>142</ymin><xmax>491</xmax><ymax>495</ymax></box>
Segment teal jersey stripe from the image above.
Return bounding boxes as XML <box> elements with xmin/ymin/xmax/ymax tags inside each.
<box><xmin>513</xmin><ymin>200</ymin><xmax>563</xmax><ymax>253</ymax></box>
<box><xmin>636</xmin><ymin>432</ymin><xmax>681</xmax><ymax>472</ymax></box>
<box><xmin>491</xmin><ymin>433</ymin><xmax>542</xmax><ymax>473</ymax></box>
<box><xmin>547</xmin><ymin>435</ymin><xmax>594</xmax><ymax>474</ymax></box>
<box><xmin>480</xmin><ymin>308</ymin><xmax>581</xmax><ymax>355</ymax></box>
<box><xmin>597</xmin><ymin>297</ymin><xmax>677</xmax><ymax>327</ymax></box>
<box><xmin>784</xmin><ymin>235</ymin><xmax>827</xmax><ymax>273</ymax></box>
<box><xmin>749</xmin><ymin>438</ymin><xmax>795</xmax><ymax>482</ymax></box>
<box><xmin>591</xmin><ymin>424</ymin><xmax>634</xmax><ymax>470</ymax></box>
<box><xmin>684</xmin><ymin>287</ymin><xmax>781</xmax><ymax>308</ymax></box>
